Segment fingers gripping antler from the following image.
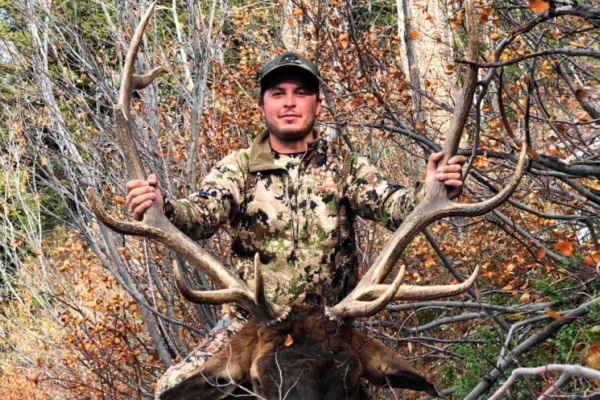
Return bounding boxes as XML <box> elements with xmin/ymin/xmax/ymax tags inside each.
<box><xmin>85</xmin><ymin>3</ymin><xmax>287</xmax><ymax>323</ymax></box>
<box><xmin>326</xmin><ymin>0</ymin><xmax>529</xmax><ymax>321</ymax></box>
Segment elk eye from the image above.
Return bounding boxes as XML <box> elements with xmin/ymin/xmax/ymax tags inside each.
<box><xmin>252</xmin><ymin>377</ymin><xmax>263</xmax><ymax>391</ymax></box>
<box><xmin>214</xmin><ymin>377</ymin><xmax>228</xmax><ymax>387</ymax></box>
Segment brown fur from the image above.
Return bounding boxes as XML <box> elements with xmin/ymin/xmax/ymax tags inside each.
<box><xmin>161</xmin><ymin>296</ymin><xmax>439</xmax><ymax>400</ymax></box>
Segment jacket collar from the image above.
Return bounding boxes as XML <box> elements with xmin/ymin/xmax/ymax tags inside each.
<box><xmin>249</xmin><ymin>128</ymin><xmax>322</xmax><ymax>173</ymax></box>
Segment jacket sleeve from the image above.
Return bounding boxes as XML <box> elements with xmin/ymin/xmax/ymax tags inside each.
<box><xmin>344</xmin><ymin>153</ymin><xmax>424</xmax><ymax>231</ymax></box>
<box><xmin>165</xmin><ymin>151</ymin><xmax>247</xmax><ymax>241</ymax></box>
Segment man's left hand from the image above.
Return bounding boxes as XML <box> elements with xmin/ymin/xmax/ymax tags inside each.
<box><xmin>425</xmin><ymin>152</ymin><xmax>466</xmax><ymax>200</ymax></box>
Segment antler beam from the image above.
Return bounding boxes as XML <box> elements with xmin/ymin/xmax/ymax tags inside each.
<box><xmin>86</xmin><ymin>3</ymin><xmax>287</xmax><ymax>323</ymax></box>
<box><xmin>326</xmin><ymin>0</ymin><xmax>529</xmax><ymax>320</ymax></box>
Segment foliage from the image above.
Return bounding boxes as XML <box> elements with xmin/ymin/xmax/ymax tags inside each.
<box><xmin>0</xmin><ymin>0</ymin><xmax>599</xmax><ymax>399</ymax></box>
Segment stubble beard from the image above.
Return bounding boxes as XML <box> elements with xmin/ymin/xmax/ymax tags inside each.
<box><xmin>266</xmin><ymin>117</ymin><xmax>316</xmax><ymax>145</ymax></box>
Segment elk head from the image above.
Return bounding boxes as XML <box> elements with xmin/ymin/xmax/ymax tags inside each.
<box><xmin>86</xmin><ymin>1</ymin><xmax>528</xmax><ymax>399</ymax></box>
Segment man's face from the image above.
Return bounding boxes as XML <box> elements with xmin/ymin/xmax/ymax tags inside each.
<box><xmin>259</xmin><ymin>74</ymin><xmax>322</xmax><ymax>147</ymax></box>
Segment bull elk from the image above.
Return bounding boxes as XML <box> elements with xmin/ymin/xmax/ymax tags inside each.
<box><xmin>86</xmin><ymin>1</ymin><xmax>528</xmax><ymax>399</ymax></box>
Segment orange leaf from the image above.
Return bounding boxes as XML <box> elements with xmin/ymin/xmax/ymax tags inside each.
<box><xmin>576</xmin><ymin>111</ymin><xmax>590</xmax><ymax>122</ymax></box>
<box><xmin>583</xmin><ymin>255</ymin><xmax>594</xmax><ymax>267</ymax></box>
<box><xmin>546</xmin><ymin>308</ymin><xmax>564</xmax><ymax>320</ymax></box>
<box><xmin>112</xmin><ymin>195</ymin><xmax>126</xmax><ymax>205</ymax></box>
<box><xmin>444</xmin><ymin>64</ymin><xmax>456</xmax><ymax>75</ymax></box>
<box><xmin>424</xmin><ymin>256</ymin><xmax>435</xmax><ymax>268</ymax></box>
<box><xmin>284</xmin><ymin>334</ymin><xmax>294</xmax><ymax>347</ymax></box>
<box><xmin>535</xmin><ymin>247</ymin><xmax>546</xmax><ymax>261</ymax></box>
<box><xmin>529</xmin><ymin>0</ymin><xmax>549</xmax><ymax>13</ymax></box>
<box><xmin>26</xmin><ymin>371</ymin><xmax>42</xmax><ymax>385</ymax></box>
<box><xmin>481</xmin><ymin>6</ymin><xmax>494</xmax><ymax>16</ymax></box>
<box><xmin>409</xmin><ymin>30</ymin><xmax>420</xmax><ymax>40</ymax></box>
<box><xmin>556</xmin><ymin>123</ymin><xmax>569</xmax><ymax>134</ymax></box>
<box><xmin>553</xmin><ymin>241</ymin><xmax>573</xmax><ymax>257</ymax></box>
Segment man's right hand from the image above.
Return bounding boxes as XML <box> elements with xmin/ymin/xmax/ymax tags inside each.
<box><xmin>125</xmin><ymin>174</ymin><xmax>164</xmax><ymax>221</ymax></box>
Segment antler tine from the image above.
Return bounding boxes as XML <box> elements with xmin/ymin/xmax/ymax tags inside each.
<box><xmin>327</xmin><ymin>265</ymin><xmax>481</xmax><ymax>320</ymax></box>
<box><xmin>86</xmin><ymin>3</ymin><xmax>285</xmax><ymax>324</ymax></box>
<box><xmin>326</xmin><ymin>0</ymin><xmax>527</xmax><ymax>321</ymax></box>
<box><xmin>326</xmin><ymin>266</ymin><xmax>406</xmax><ymax>320</ymax></box>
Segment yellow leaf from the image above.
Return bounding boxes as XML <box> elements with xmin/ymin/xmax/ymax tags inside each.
<box><xmin>553</xmin><ymin>241</ymin><xmax>573</xmax><ymax>258</ymax></box>
<box><xmin>529</xmin><ymin>0</ymin><xmax>549</xmax><ymax>13</ymax></box>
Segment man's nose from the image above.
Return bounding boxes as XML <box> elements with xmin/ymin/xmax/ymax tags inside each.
<box><xmin>283</xmin><ymin>93</ymin><xmax>296</xmax><ymax>107</ymax></box>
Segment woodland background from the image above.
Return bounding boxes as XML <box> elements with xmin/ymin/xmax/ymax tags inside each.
<box><xmin>0</xmin><ymin>0</ymin><xmax>599</xmax><ymax>399</ymax></box>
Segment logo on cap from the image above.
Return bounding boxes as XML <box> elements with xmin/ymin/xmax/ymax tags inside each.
<box><xmin>260</xmin><ymin>52</ymin><xmax>319</xmax><ymax>90</ymax></box>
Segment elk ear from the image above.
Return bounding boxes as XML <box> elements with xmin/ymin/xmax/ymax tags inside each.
<box><xmin>160</xmin><ymin>321</ymin><xmax>258</xmax><ymax>400</ymax></box>
<box><xmin>351</xmin><ymin>329</ymin><xmax>440</xmax><ymax>397</ymax></box>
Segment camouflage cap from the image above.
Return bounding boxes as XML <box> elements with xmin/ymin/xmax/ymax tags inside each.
<box><xmin>260</xmin><ymin>51</ymin><xmax>320</xmax><ymax>91</ymax></box>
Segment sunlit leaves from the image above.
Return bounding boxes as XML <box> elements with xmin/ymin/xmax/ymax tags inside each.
<box><xmin>284</xmin><ymin>334</ymin><xmax>294</xmax><ymax>347</ymax></box>
<box><xmin>529</xmin><ymin>0</ymin><xmax>550</xmax><ymax>13</ymax></box>
<box><xmin>444</xmin><ymin>64</ymin><xmax>456</xmax><ymax>75</ymax></box>
<box><xmin>553</xmin><ymin>242</ymin><xmax>573</xmax><ymax>258</ymax></box>
<box><xmin>546</xmin><ymin>308</ymin><xmax>564</xmax><ymax>320</ymax></box>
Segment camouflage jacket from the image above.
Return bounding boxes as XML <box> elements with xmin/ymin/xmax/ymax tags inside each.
<box><xmin>166</xmin><ymin>129</ymin><xmax>423</xmax><ymax>303</ymax></box>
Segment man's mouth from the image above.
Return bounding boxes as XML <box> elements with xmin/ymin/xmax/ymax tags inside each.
<box><xmin>280</xmin><ymin>114</ymin><xmax>300</xmax><ymax>122</ymax></box>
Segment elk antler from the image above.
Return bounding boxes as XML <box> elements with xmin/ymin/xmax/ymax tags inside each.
<box><xmin>85</xmin><ymin>3</ymin><xmax>288</xmax><ymax>323</ymax></box>
<box><xmin>326</xmin><ymin>0</ymin><xmax>529</xmax><ymax>321</ymax></box>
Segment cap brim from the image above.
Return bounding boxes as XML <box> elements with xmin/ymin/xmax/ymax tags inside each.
<box><xmin>260</xmin><ymin>65</ymin><xmax>320</xmax><ymax>90</ymax></box>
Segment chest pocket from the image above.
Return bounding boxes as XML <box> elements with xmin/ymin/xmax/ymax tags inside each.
<box><xmin>232</xmin><ymin>171</ymin><xmax>290</xmax><ymax>260</ymax></box>
<box><xmin>295</xmin><ymin>160</ymin><xmax>346</xmax><ymax>248</ymax></box>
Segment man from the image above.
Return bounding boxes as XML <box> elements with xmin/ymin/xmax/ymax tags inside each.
<box><xmin>126</xmin><ymin>51</ymin><xmax>465</xmax><ymax>398</ymax></box>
